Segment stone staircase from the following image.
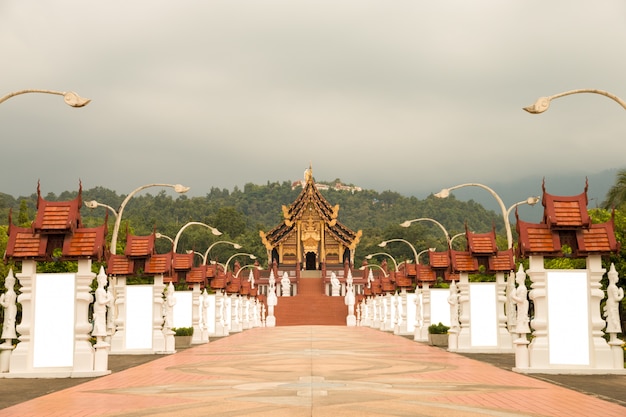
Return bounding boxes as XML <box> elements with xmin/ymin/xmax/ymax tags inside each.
<box><xmin>273</xmin><ymin>271</ymin><xmax>347</xmax><ymax>326</ymax></box>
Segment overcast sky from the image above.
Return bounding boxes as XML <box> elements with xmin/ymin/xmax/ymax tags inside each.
<box><xmin>2</xmin><ymin>1</ymin><xmax>626</xmax><ymax>203</ymax></box>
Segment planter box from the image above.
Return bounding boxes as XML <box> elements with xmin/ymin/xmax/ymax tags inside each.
<box><xmin>428</xmin><ymin>333</ymin><xmax>449</xmax><ymax>347</ymax></box>
<box><xmin>174</xmin><ymin>335</ymin><xmax>192</xmax><ymax>349</ymax></box>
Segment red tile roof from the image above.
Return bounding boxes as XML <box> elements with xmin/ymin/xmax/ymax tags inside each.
<box><xmin>450</xmin><ymin>250</ymin><xmax>479</xmax><ymax>272</ymax></box>
<box><xmin>144</xmin><ymin>253</ymin><xmax>172</xmax><ymax>275</ymax></box>
<box><xmin>62</xmin><ymin>225</ymin><xmax>107</xmax><ymax>260</ymax></box>
<box><xmin>124</xmin><ymin>234</ymin><xmax>155</xmax><ymax>257</ymax></box>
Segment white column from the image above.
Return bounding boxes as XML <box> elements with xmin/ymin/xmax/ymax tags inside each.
<box><xmin>110</xmin><ymin>276</ymin><xmax>127</xmax><ymax>353</ymax></box>
<box><xmin>9</xmin><ymin>261</ymin><xmax>36</xmax><ymax>373</ymax></box>
<box><xmin>191</xmin><ymin>283</ymin><xmax>202</xmax><ymax>344</ymax></box>
<box><xmin>456</xmin><ymin>273</ymin><xmax>471</xmax><ymax>350</ymax></box>
<box><xmin>73</xmin><ymin>259</ymin><xmax>96</xmax><ymax>373</ymax></box>
<box><xmin>152</xmin><ymin>275</ymin><xmax>166</xmax><ymax>352</ymax></box>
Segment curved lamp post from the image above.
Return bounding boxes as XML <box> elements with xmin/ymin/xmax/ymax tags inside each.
<box><xmin>399</xmin><ymin>217</ymin><xmax>451</xmax><ymax>248</ymax></box>
<box><xmin>365</xmin><ymin>252</ymin><xmax>399</xmax><ymax>272</ymax></box>
<box><xmin>224</xmin><ymin>253</ymin><xmax>257</xmax><ymax>272</ymax></box>
<box><xmin>449</xmin><ymin>232</ymin><xmax>466</xmax><ymax>249</ymax></box>
<box><xmin>155</xmin><ymin>233</ymin><xmax>175</xmax><ymax>252</ymax></box>
<box><xmin>202</xmin><ymin>241</ymin><xmax>242</xmax><ymax>266</ymax></box>
<box><xmin>435</xmin><ymin>184</ymin><xmax>541</xmax><ymax>250</ymax></box>
<box><xmin>379</xmin><ymin>239</ymin><xmax>418</xmax><ymax>265</ymax></box>
<box><xmin>524</xmin><ymin>89</ymin><xmax>626</xmax><ymax>114</ymax></box>
<box><xmin>0</xmin><ymin>89</ymin><xmax>91</xmax><ymax>107</ymax></box>
<box><xmin>84</xmin><ymin>200</ymin><xmax>118</xmax><ymax>219</ymax></box>
<box><xmin>359</xmin><ymin>263</ymin><xmax>389</xmax><ymax>277</ymax></box>
<box><xmin>435</xmin><ymin>183</ymin><xmax>513</xmax><ymax>249</ymax></box>
<box><xmin>110</xmin><ymin>183</ymin><xmax>190</xmax><ymax>254</ymax></box>
<box><xmin>506</xmin><ymin>196</ymin><xmax>541</xmax><ymax>219</ymax></box>
<box><xmin>172</xmin><ymin>221</ymin><xmax>222</xmax><ymax>253</ymax></box>
<box><xmin>416</xmin><ymin>248</ymin><xmax>436</xmax><ymax>264</ymax></box>
<box><xmin>234</xmin><ymin>264</ymin><xmax>263</xmax><ymax>278</ymax></box>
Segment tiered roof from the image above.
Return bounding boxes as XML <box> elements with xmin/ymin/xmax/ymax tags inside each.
<box><xmin>516</xmin><ymin>180</ymin><xmax>619</xmax><ymax>258</ymax></box>
<box><xmin>260</xmin><ymin>167</ymin><xmax>361</xmax><ymax>250</ymax></box>
<box><xmin>4</xmin><ymin>183</ymin><xmax>107</xmax><ymax>262</ymax></box>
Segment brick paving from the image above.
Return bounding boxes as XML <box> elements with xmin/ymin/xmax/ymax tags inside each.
<box><xmin>2</xmin><ymin>326</ymin><xmax>625</xmax><ymax>417</ymax></box>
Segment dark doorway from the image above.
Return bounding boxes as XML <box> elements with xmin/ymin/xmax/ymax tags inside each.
<box><xmin>305</xmin><ymin>252</ymin><xmax>316</xmax><ymax>270</ymax></box>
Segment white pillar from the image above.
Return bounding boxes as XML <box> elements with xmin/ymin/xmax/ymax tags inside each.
<box><xmin>9</xmin><ymin>260</ymin><xmax>36</xmax><ymax>373</ymax></box>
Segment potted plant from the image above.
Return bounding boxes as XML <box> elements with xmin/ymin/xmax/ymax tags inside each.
<box><xmin>172</xmin><ymin>327</ymin><xmax>193</xmax><ymax>349</ymax></box>
<box><xmin>427</xmin><ymin>322</ymin><xmax>450</xmax><ymax>347</ymax></box>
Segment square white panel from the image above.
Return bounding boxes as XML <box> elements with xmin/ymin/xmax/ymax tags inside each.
<box><xmin>547</xmin><ymin>271</ymin><xmax>590</xmax><ymax>365</ymax></box>
<box><xmin>125</xmin><ymin>286</ymin><xmax>153</xmax><ymax>350</ymax></box>
<box><xmin>469</xmin><ymin>283</ymin><xmax>497</xmax><ymax>346</ymax></box>
<box><xmin>33</xmin><ymin>273</ymin><xmax>75</xmax><ymax>367</ymax></box>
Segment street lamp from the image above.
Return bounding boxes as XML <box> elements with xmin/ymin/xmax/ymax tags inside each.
<box><xmin>435</xmin><ymin>184</ymin><xmax>540</xmax><ymax>250</ymax></box>
<box><xmin>234</xmin><ymin>264</ymin><xmax>263</xmax><ymax>278</ymax></box>
<box><xmin>416</xmin><ymin>248</ymin><xmax>436</xmax><ymax>264</ymax></box>
<box><xmin>202</xmin><ymin>241</ymin><xmax>242</xmax><ymax>266</ymax></box>
<box><xmin>109</xmin><ymin>183</ymin><xmax>190</xmax><ymax>254</ymax></box>
<box><xmin>359</xmin><ymin>263</ymin><xmax>389</xmax><ymax>277</ymax></box>
<box><xmin>524</xmin><ymin>89</ymin><xmax>626</xmax><ymax>114</ymax></box>
<box><xmin>506</xmin><ymin>196</ymin><xmax>541</xmax><ymax>219</ymax></box>
<box><xmin>84</xmin><ymin>200</ymin><xmax>118</xmax><ymax>218</ymax></box>
<box><xmin>171</xmin><ymin>221</ymin><xmax>222</xmax><ymax>253</ymax></box>
<box><xmin>399</xmin><ymin>217</ymin><xmax>451</xmax><ymax>248</ymax></box>
<box><xmin>0</xmin><ymin>89</ymin><xmax>91</xmax><ymax>107</ymax></box>
<box><xmin>379</xmin><ymin>239</ymin><xmax>418</xmax><ymax>265</ymax></box>
<box><xmin>365</xmin><ymin>252</ymin><xmax>399</xmax><ymax>272</ymax></box>
<box><xmin>224</xmin><ymin>253</ymin><xmax>257</xmax><ymax>272</ymax></box>
<box><xmin>449</xmin><ymin>233</ymin><xmax>466</xmax><ymax>249</ymax></box>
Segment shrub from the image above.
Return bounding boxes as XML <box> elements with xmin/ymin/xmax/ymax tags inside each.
<box><xmin>172</xmin><ymin>327</ymin><xmax>193</xmax><ymax>336</ymax></box>
<box><xmin>428</xmin><ymin>322</ymin><xmax>450</xmax><ymax>334</ymax></box>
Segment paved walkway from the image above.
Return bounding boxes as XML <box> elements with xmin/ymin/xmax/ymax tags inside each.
<box><xmin>3</xmin><ymin>326</ymin><xmax>625</xmax><ymax>417</ymax></box>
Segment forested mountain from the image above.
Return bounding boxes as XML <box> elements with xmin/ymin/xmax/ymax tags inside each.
<box><xmin>0</xmin><ymin>180</ymin><xmax>506</xmax><ymax>268</ymax></box>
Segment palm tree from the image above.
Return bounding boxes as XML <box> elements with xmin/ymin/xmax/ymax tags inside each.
<box><xmin>602</xmin><ymin>169</ymin><xmax>626</xmax><ymax>209</ymax></box>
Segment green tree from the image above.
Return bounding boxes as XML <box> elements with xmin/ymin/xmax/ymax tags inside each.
<box><xmin>602</xmin><ymin>169</ymin><xmax>626</xmax><ymax>209</ymax></box>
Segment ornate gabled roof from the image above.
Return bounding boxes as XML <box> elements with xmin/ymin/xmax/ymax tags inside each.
<box><xmin>466</xmin><ymin>224</ymin><xmax>497</xmax><ymax>255</ymax></box>
<box><xmin>61</xmin><ymin>224</ymin><xmax>108</xmax><ymax>260</ymax></box>
<box><xmin>144</xmin><ymin>253</ymin><xmax>172</xmax><ymax>275</ymax></box>
<box><xmin>541</xmin><ymin>179</ymin><xmax>590</xmax><ymax>229</ymax></box>
<box><xmin>429</xmin><ymin>250</ymin><xmax>450</xmax><ymax>269</ymax></box>
<box><xmin>516</xmin><ymin>219</ymin><xmax>561</xmax><ymax>257</ymax></box>
<box><xmin>186</xmin><ymin>265</ymin><xmax>207</xmax><ymax>284</ymax></box>
<box><xmin>5</xmin><ymin>183</ymin><xmax>108</xmax><ymax>262</ymax></box>
<box><xmin>260</xmin><ymin>167</ymin><xmax>361</xmax><ymax>249</ymax></box>
<box><xmin>4</xmin><ymin>225</ymin><xmax>47</xmax><ymax>260</ymax></box>
<box><xmin>124</xmin><ymin>232</ymin><xmax>155</xmax><ymax>258</ymax></box>
<box><xmin>450</xmin><ymin>250</ymin><xmax>479</xmax><ymax>272</ymax></box>
<box><xmin>416</xmin><ymin>264</ymin><xmax>437</xmax><ymax>282</ymax></box>
<box><xmin>516</xmin><ymin>180</ymin><xmax>619</xmax><ymax>258</ymax></box>
<box><xmin>488</xmin><ymin>250</ymin><xmax>515</xmax><ymax>272</ymax></box>
<box><xmin>107</xmin><ymin>254</ymin><xmax>134</xmax><ymax>275</ymax></box>
<box><xmin>576</xmin><ymin>222</ymin><xmax>620</xmax><ymax>255</ymax></box>
<box><xmin>32</xmin><ymin>181</ymin><xmax>82</xmax><ymax>234</ymax></box>
<box><xmin>172</xmin><ymin>252</ymin><xmax>194</xmax><ymax>271</ymax></box>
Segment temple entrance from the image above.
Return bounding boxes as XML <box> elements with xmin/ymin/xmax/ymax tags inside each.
<box><xmin>305</xmin><ymin>252</ymin><xmax>317</xmax><ymax>270</ymax></box>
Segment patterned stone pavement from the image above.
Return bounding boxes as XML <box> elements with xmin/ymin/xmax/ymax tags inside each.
<box><xmin>2</xmin><ymin>326</ymin><xmax>625</xmax><ymax>417</ymax></box>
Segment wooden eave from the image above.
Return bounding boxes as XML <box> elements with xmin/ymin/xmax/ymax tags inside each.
<box><xmin>61</xmin><ymin>224</ymin><xmax>107</xmax><ymax>260</ymax></box>
<box><xmin>33</xmin><ymin>189</ymin><xmax>82</xmax><ymax>234</ymax></box>
<box><xmin>124</xmin><ymin>234</ymin><xmax>155</xmax><ymax>258</ymax></box>
<box><xmin>106</xmin><ymin>254</ymin><xmax>134</xmax><ymax>275</ymax></box>
<box><xmin>172</xmin><ymin>252</ymin><xmax>194</xmax><ymax>271</ymax></box>
<box><xmin>187</xmin><ymin>265</ymin><xmax>208</xmax><ymax>284</ymax></box>
<box><xmin>145</xmin><ymin>253</ymin><xmax>172</xmax><ymax>275</ymax></box>
<box><xmin>429</xmin><ymin>250</ymin><xmax>450</xmax><ymax>269</ymax></box>
<box><xmin>488</xmin><ymin>250</ymin><xmax>515</xmax><ymax>272</ymax></box>
<box><xmin>516</xmin><ymin>219</ymin><xmax>562</xmax><ymax>257</ymax></box>
<box><xmin>4</xmin><ymin>225</ymin><xmax>47</xmax><ymax>260</ymax></box>
<box><xmin>541</xmin><ymin>181</ymin><xmax>590</xmax><ymax>229</ymax></box>
<box><xmin>416</xmin><ymin>264</ymin><xmax>437</xmax><ymax>282</ymax></box>
<box><xmin>450</xmin><ymin>250</ymin><xmax>479</xmax><ymax>272</ymax></box>
<box><xmin>576</xmin><ymin>222</ymin><xmax>620</xmax><ymax>255</ymax></box>
<box><xmin>466</xmin><ymin>227</ymin><xmax>497</xmax><ymax>255</ymax></box>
